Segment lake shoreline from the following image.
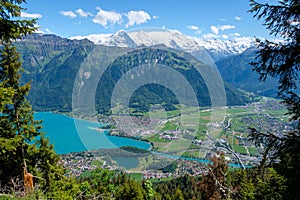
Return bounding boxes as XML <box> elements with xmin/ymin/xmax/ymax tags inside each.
<box><xmin>33</xmin><ymin>112</ymin><xmax>152</xmax><ymax>154</ymax></box>
<box><xmin>52</xmin><ymin>111</ymin><xmax>156</xmax><ymax>151</ymax></box>
<box><xmin>35</xmin><ymin>111</ymin><xmax>246</xmax><ymax>168</ymax></box>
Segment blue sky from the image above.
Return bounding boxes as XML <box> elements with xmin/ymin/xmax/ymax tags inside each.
<box><xmin>21</xmin><ymin>0</ymin><xmax>273</xmax><ymax>39</ymax></box>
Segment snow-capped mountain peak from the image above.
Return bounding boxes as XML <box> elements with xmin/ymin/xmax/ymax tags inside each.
<box><xmin>70</xmin><ymin>29</ymin><xmax>254</xmax><ymax>60</ymax></box>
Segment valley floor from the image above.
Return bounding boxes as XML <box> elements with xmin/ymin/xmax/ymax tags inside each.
<box><xmin>61</xmin><ymin>98</ymin><xmax>291</xmax><ymax>178</ymax></box>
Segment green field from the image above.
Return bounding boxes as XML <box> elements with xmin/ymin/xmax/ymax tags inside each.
<box><xmin>232</xmin><ymin>145</ymin><xmax>248</xmax><ymax>155</ymax></box>
<box><xmin>142</xmin><ymin>134</ymin><xmax>167</xmax><ymax>143</ymax></box>
<box><xmin>158</xmin><ymin>139</ymin><xmax>191</xmax><ymax>153</ymax></box>
<box><xmin>248</xmin><ymin>147</ymin><xmax>259</xmax><ymax>156</ymax></box>
<box><xmin>149</xmin><ymin>177</ymin><xmax>174</xmax><ymax>184</ymax></box>
<box><xmin>181</xmin><ymin>150</ymin><xmax>206</xmax><ymax>158</ymax></box>
<box><xmin>128</xmin><ymin>101</ymin><xmax>288</xmax><ymax>164</ymax></box>
<box><xmin>160</xmin><ymin>121</ymin><xmax>178</xmax><ymax>131</ymax></box>
<box><xmin>129</xmin><ymin>173</ymin><xmax>143</xmax><ymax>182</ymax></box>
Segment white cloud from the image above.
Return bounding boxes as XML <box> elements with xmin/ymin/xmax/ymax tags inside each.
<box><xmin>219</xmin><ymin>18</ymin><xmax>227</xmax><ymax>21</ymax></box>
<box><xmin>45</xmin><ymin>28</ymin><xmax>53</xmax><ymax>34</ymax></box>
<box><xmin>187</xmin><ymin>25</ymin><xmax>200</xmax><ymax>30</ymax></box>
<box><xmin>93</xmin><ymin>7</ymin><xmax>122</xmax><ymax>27</ymax></box>
<box><xmin>187</xmin><ymin>25</ymin><xmax>202</xmax><ymax>34</ymax></box>
<box><xmin>125</xmin><ymin>10</ymin><xmax>151</xmax><ymax>27</ymax></box>
<box><xmin>69</xmin><ymin>33</ymin><xmax>113</xmax><ymax>44</ymax></box>
<box><xmin>35</xmin><ymin>26</ymin><xmax>54</xmax><ymax>34</ymax></box>
<box><xmin>235</xmin><ymin>16</ymin><xmax>242</xmax><ymax>21</ymax></box>
<box><xmin>230</xmin><ymin>32</ymin><xmax>241</xmax><ymax>37</ymax></box>
<box><xmin>60</xmin><ymin>10</ymin><xmax>77</xmax><ymax>18</ymax></box>
<box><xmin>21</xmin><ymin>12</ymin><xmax>42</xmax><ymax>18</ymax></box>
<box><xmin>76</xmin><ymin>8</ymin><xmax>93</xmax><ymax>18</ymax></box>
<box><xmin>210</xmin><ymin>25</ymin><xmax>235</xmax><ymax>35</ymax></box>
<box><xmin>91</xmin><ymin>9</ymin><xmax>152</xmax><ymax>28</ymax></box>
<box><xmin>219</xmin><ymin>25</ymin><xmax>235</xmax><ymax>31</ymax></box>
<box><xmin>210</xmin><ymin>26</ymin><xmax>219</xmax><ymax>35</ymax></box>
<box><xmin>222</xmin><ymin>34</ymin><xmax>229</xmax><ymax>39</ymax></box>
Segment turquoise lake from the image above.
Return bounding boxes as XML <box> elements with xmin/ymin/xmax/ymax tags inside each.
<box><xmin>34</xmin><ymin>112</ymin><xmax>151</xmax><ymax>154</ymax></box>
<box><xmin>34</xmin><ymin>112</ymin><xmax>243</xmax><ymax>168</ymax></box>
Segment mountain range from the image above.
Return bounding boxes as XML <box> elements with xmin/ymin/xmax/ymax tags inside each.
<box><xmin>14</xmin><ymin>30</ymin><xmax>277</xmax><ymax>113</ymax></box>
<box><xmin>216</xmin><ymin>47</ymin><xmax>278</xmax><ymax>98</ymax></box>
<box><xmin>70</xmin><ymin>29</ymin><xmax>254</xmax><ymax>61</ymax></box>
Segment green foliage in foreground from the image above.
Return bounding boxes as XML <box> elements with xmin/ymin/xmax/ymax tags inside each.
<box><xmin>0</xmin><ymin>1</ymin><xmax>85</xmax><ymax>199</ymax></box>
<box><xmin>0</xmin><ymin>152</ymin><xmax>289</xmax><ymax>200</ymax></box>
<box><xmin>248</xmin><ymin>0</ymin><xmax>300</xmax><ymax>199</ymax></box>
<box><xmin>0</xmin><ymin>85</ymin><xmax>13</xmax><ymax>112</ymax></box>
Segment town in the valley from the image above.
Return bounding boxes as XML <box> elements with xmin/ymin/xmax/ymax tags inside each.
<box><xmin>61</xmin><ymin>98</ymin><xmax>292</xmax><ymax>180</ymax></box>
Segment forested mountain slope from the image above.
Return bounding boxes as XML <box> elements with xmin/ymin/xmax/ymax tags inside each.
<box><xmin>16</xmin><ymin>34</ymin><xmax>256</xmax><ymax>113</ymax></box>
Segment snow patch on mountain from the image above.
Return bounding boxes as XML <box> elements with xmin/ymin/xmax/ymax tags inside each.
<box><xmin>70</xmin><ymin>29</ymin><xmax>254</xmax><ymax>60</ymax></box>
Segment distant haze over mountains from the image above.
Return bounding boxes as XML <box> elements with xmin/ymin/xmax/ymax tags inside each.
<box><xmin>70</xmin><ymin>29</ymin><xmax>255</xmax><ymax>61</ymax></box>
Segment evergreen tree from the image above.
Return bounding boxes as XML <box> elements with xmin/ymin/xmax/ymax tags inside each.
<box><xmin>249</xmin><ymin>0</ymin><xmax>299</xmax><ymax>125</ymax></box>
<box><xmin>115</xmin><ymin>180</ymin><xmax>145</xmax><ymax>200</ymax></box>
<box><xmin>0</xmin><ymin>38</ymin><xmax>40</xmax><ymax>188</ymax></box>
<box><xmin>0</xmin><ymin>84</ymin><xmax>13</xmax><ymax>111</ymax></box>
<box><xmin>255</xmin><ymin>168</ymin><xmax>287</xmax><ymax>200</ymax></box>
<box><xmin>249</xmin><ymin>0</ymin><xmax>300</xmax><ymax>199</ymax></box>
<box><xmin>231</xmin><ymin>169</ymin><xmax>255</xmax><ymax>200</ymax></box>
<box><xmin>173</xmin><ymin>187</ymin><xmax>185</xmax><ymax>200</ymax></box>
<box><xmin>0</xmin><ymin>0</ymin><xmax>67</xmax><ymax>196</ymax></box>
<box><xmin>142</xmin><ymin>179</ymin><xmax>155</xmax><ymax>200</ymax></box>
